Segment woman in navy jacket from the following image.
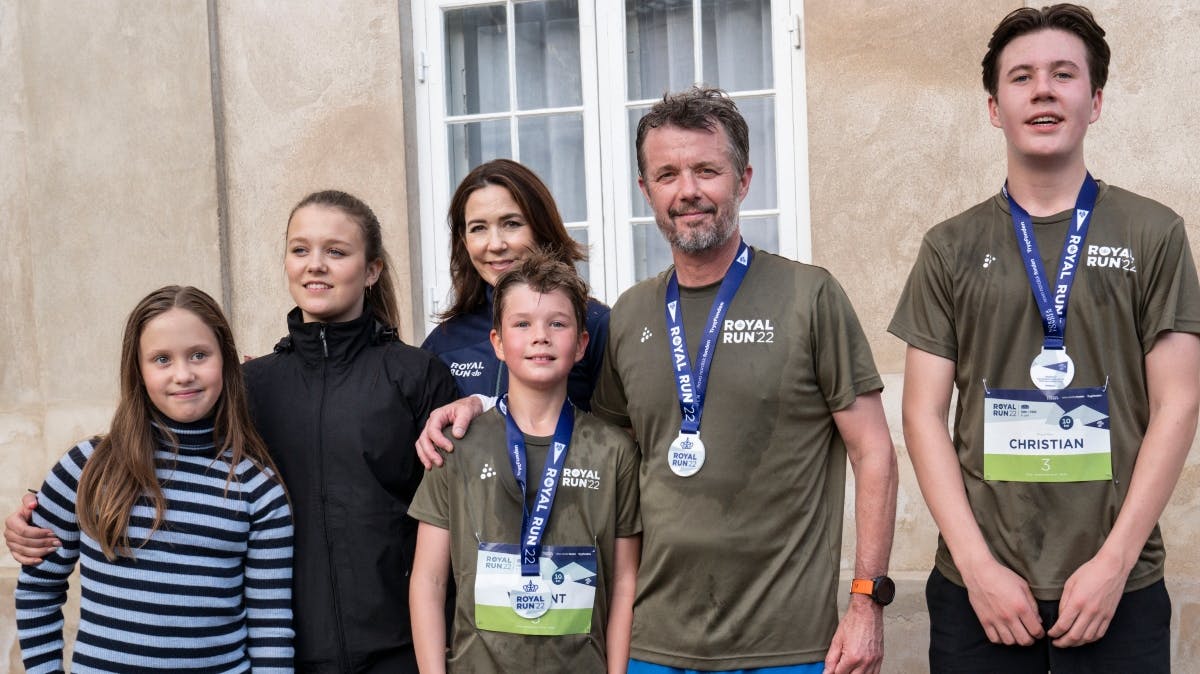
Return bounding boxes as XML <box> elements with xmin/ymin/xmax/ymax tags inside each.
<box><xmin>420</xmin><ymin>159</ymin><xmax>608</xmax><ymax>408</ymax></box>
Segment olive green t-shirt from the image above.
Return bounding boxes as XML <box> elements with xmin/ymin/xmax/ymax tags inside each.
<box><xmin>408</xmin><ymin>408</ymin><xmax>641</xmax><ymax>673</ymax></box>
<box><xmin>889</xmin><ymin>184</ymin><xmax>1200</xmax><ymax>599</ymax></box>
<box><xmin>592</xmin><ymin>248</ymin><xmax>883</xmax><ymax>670</ymax></box>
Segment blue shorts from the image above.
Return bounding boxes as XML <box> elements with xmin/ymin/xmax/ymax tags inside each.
<box><xmin>628</xmin><ymin>659</ymin><xmax>823</xmax><ymax>674</ymax></box>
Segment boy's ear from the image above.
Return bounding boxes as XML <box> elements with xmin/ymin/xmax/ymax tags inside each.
<box><xmin>574</xmin><ymin>329</ymin><xmax>589</xmax><ymax>364</ymax></box>
<box><xmin>490</xmin><ymin>328</ymin><xmax>505</xmax><ymax>362</ymax></box>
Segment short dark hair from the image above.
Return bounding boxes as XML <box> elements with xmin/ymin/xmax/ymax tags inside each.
<box><xmin>982</xmin><ymin>4</ymin><xmax>1109</xmax><ymax>97</ymax></box>
<box><xmin>635</xmin><ymin>86</ymin><xmax>750</xmax><ymax>178</ymax></box>
<box><xmin>492</xmin><ymin>247</ymin><xmax>589</xmax><ymax>337</ymax></box>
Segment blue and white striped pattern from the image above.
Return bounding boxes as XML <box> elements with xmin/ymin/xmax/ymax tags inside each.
<box><xmin>16</xmin><ymin>421</ymin><xmax>294</xmax><ymax>673</ymax></box>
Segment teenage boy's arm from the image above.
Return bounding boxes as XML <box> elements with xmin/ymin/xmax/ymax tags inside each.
<box><xmin>415</xmin><ymin>396</ymin><xmax>487</xmax><ymax>469</ymax></box>
<box><xmin>902</xmin><ymin>347</ymin><xmax>1045</xmax><ymax>646</ymax></box>
<box><xmin>5</xmin><ymin>493</ymin><xmax>59</xmax><ymax>565</ymax></box>
<box><xmin>606</xmin><ymin>535</ymin><xmax>641</xmax><ymax>674</ymax></box>
<box><xmin>410</xmin><ymin>523</ymin><xmax>453</xmax><ymax>674</ymax></box>
<box><xmin>1048</xmin><ymin>330</ymin><xmax>1200</xmax><ymax>647</ymax></box>
<box><xmin>823</xmin><ymin>390</ymin><xmax>896</xmax><ymax>674</ymax></box>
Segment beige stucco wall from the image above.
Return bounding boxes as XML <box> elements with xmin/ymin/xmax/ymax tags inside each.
<box><xmin>2</xmin><ymin>1</ymin><xmax>1199</xmax><ymax>672</ymax></box>
<box><xmin>217</xmin><ymin>0</ymin><xmax>415</xmax><ymax>357</ymax></box>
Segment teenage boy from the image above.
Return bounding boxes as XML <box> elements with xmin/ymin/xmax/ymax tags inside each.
<box><xmin>890</xmin><ymin>5</ymin><xmax>1200</xmax><ymax>672</ymax></box>
<box><xmin>408</xmin><ymin>251</ymin><xmax>641</xmax><ymax>673</ymax></box>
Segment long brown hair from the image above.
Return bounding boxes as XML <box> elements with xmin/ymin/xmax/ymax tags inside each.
<box><xmin>441</xmin><ymin>159</ymin><xmax>586</xmax><ymax>321</ymax></box>
<box><xmin>76</xmin><ymin>286</ymin><xmax>283</xmax><ymax>560</ymax></box>
<box><xmin>288</xmin><ymin>190</ymin><xmax>402</xmax><ymax>329</ymax></box>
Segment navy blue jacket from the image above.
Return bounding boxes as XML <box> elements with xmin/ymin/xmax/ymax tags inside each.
<box><xmin>421</xmin><ymin>289</ymin><xmax>609</xmax><ymax>410</ymax></box>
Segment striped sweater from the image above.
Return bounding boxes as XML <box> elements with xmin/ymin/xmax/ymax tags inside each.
<box><xmin>15</xmin><ymin>419</ymin><xmax>294</xmax><ymax>673</ymax></box>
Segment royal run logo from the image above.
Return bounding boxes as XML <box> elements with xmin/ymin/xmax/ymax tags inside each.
<box><xmin>450</xmin><ymin>360</ymin><xmax>486</xmax><ymax>377</ymax></box>
<box><xmin>722</xmin><ymin>317</ymin><xmax>775</xmax><ymax>344</ymax></box>
<box><xmin>561</xmin><ymin>467</ymin><xmax>601</xmax><ymax>490</ymax></box>
<box><xmin>1085</xmin><ymin>244</ymin><xmax>1137</xmax><ymax>272</ymax></box>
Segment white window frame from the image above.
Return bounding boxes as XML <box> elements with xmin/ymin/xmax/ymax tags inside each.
<box><xmin>412</xmin><ymin>0</ymin><xmax>810</xmax><ymax>334</ymax></box>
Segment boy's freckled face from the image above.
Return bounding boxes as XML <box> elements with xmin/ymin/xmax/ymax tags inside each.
<box><xmin>490</xmin><ymin>285</ymin><xmax>588</xmax><ymax>391</ymax></box>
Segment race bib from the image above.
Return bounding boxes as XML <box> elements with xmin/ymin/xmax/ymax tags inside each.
<box><xmin>983</xmin><ymin>385</ymin><xmax>1111</xmax><ymax>482</ymax></box>
<box><xmin>475</xmin><ymin>542</ymin><xmax>597</xmax><ymax>636</ymax></box>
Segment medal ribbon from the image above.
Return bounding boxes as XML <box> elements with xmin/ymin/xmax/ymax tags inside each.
<box><xmin>1004</xmin><ymin>173</ymin><xmax>1098</xmax><ymax>350</ymax></box>
<box><xmin>664</xmin><ymin>240</ymin><xmax>752</xmax><ymax>436</ymax></box>
<box><xmin>498</xmin><ymin>394</ymin><xmax>575</xmax><ymax>576</ymax></box>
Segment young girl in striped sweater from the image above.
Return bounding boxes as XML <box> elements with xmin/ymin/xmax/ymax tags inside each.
<box><xmin>16</xmin><ymin>286</ymin><xmax>294</xmax><ymax>673</ymax></box>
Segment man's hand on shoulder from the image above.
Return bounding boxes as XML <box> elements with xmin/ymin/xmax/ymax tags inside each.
<box><xmin>824</xmin><ymin>594</ymin><xmax>883</xmax><ymax>674</ymax></box>
<box><xmin>5</xmin><ymin>493</ymin><xmax>59</xmax><ymax>565</ymax></box>
<box><xmin>415</xmin><ymin>395</ymin><xmax>486</xmax><ymax>469</ymax></box>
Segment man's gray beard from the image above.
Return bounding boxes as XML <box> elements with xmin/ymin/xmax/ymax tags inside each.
<box><xmin>658</xmin><ymin>213</ymin><xmax>738</xmax><ymax>254</ymax></box>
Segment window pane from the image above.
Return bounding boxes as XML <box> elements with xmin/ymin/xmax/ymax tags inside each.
<box><xmin>740</xmin><ymin>215</ymin><xmax>779</xmax><ymax>254</ymax></box>
<box><xmin>448</xmin><ymin>119</ymin><xmax>511</xmax><ymax>190</ymax></box>
<box><xmin>627</xmin><ymin>105</ymin><xmax>652</xmax><ymax>219</ymax></box>
<box><xmin>568</xmin><ymin>226</ymin><xmax>590</xmax><ymax>283</ymax></box>
<box><xmin>738</xmin><ymin>96</ymin><xmax>776</xmax><ymax>211</ymax></box>
<box><xmin>632</xmin><ymin>221</ymin><xmax>673</xmax><ymax>282</ymax></box>
<box><xmin>701</xmin><ymin>0</ymin><xmax>772</xmax><ymax>91</ymax></box>
<box><xmin>445</xmin><ymin>5</ymin><xmax>509</xmax><ymax>115</ymax></box>
<box><xmin>515</xmin><ymin>0</ymin><xmax>582</xmax><ymax>110</ymax></box>
<box><xmin>625</xmin><ymin>0</ymin><xmax>693</xmax><ymax>100</ymax></box>
<box><xmin>518</xmin><ymin>114</ymin><xmax>587</xmax><ymax>222</ymax></box>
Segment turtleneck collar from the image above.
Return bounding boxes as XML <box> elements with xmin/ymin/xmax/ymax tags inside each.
<box><xmin>151</xmin><ymin>414</ymin><xmax>217</xmax><ymax>456</ymax></box>
<box><xmin>283</xmin><ymin>306</ymin><xmax>377</xmax><ymax>367</ymax></box>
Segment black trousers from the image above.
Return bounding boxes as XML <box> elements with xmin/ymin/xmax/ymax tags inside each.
<box><xmin>926</xmin><ymin>567</ymin><xmax>1170</xmax><ymax>673</ymax></box>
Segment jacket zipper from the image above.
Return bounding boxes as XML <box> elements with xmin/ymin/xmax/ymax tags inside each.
<box><xmin>316</xmin><ymin>325</ymin><xmax>351</xmax><ymax>671</ymax></box>
<box><xmin>493</xmin><ymin>361</ymin><xmax>505</xmax><ymax>398</ymax></box>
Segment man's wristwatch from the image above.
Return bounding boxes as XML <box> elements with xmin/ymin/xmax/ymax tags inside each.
<box><xmin>850</xmin><ymin>575</ymin><xmax>896</xmax><ymax>606</ymax></box>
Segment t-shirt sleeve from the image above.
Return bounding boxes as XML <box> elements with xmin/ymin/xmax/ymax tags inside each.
<box><xmin>889</xmin><ymin>232</ymin><xmax>959</xmax><ymax>361</ymax></box>
<box><xmin>1138</xmin><ymin>216</ymin><xmax>1200</xmax><ymax>350</ymax></box>
<box><xmin>409</xmin><ymin>452</ymin><xmax>453</xmax><ymax>530</ymax></box>
<box><xmin>811</xmin><ymin>273</ymin><xmax>884</xmax><ymax>412</ymax></box>
<box><xmin>591</xmin><ymin>316</ymin><xmax>632</xmax><ymax>429</ymax></box>
<box><xmin>613</xmin><ymin>434</ymin><xmax>641</xmax><ymax>538</ymax></box>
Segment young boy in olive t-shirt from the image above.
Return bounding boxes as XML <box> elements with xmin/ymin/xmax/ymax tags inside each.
<box><xmin>409</xmin><ymin>253</ymin><xmax>641</xmax><ymax>674</ymax></box>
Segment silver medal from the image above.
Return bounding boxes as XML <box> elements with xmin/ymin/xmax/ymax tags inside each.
<box><xmin>509</xmin><ymin>577</ymin><xmax>550</xmax><ymax>619</ymax></box>
<box><xmin>668</xmin><ymin>433</ymin><xmax>705</xmax><ymax>477</ymax></box>
<box><xmin>1030</xmin><ymin>348</ymin><xmax>1074</xmax><ymax>391</ymax></box>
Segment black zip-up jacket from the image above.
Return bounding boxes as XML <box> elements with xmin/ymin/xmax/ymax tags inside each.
<box><xmin>244</xmin><ymin>308</ymin><xmax>457</xmax><ymax>673</ymax></box>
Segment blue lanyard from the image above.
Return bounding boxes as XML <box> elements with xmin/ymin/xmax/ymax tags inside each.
<box><xmin>664</xmin><ymin>240</ymin><xmax>752</xmax><ymax>435</ymax></box>
<box><xmin>498</xmin><ymin>394</ymin><xmax>574</xmax><ymax>576</ymax></box>
<box><xmin>1004</xmin><ymin>174</ymin><xmax>1098</xmax><ymax>350</ymax></box>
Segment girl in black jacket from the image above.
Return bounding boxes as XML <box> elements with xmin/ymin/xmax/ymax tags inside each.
<box><xmin>242</xmin><ymin>191</ymin><xmax>456</xmax><ymax>672</ymax></box>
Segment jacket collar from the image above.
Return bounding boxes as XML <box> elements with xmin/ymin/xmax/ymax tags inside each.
<box><xmin>276</xmin><ymin>307</ymin><xmax>393</xmax><ymax>367</ymax></box>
